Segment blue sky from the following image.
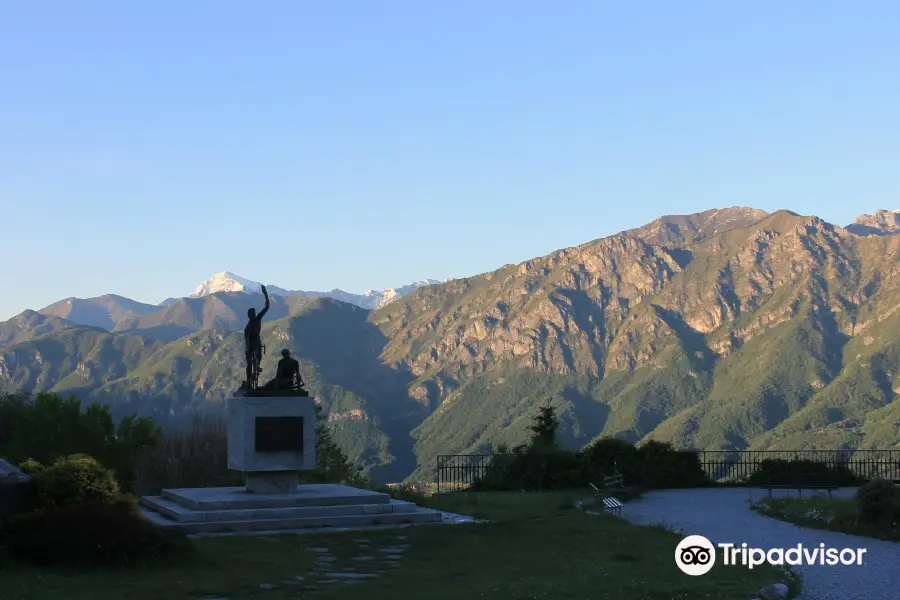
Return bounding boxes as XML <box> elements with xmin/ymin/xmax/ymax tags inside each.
<box><xmin>2</xmin><ymin>2</ymin><xmax>899</xmax><ymax>320</ymax></box>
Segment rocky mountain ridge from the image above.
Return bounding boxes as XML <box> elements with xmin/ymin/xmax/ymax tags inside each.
<box><xmin>846</xmin><ymin>209</ymin><xmax>900</xmax><ymax>236</ymax></box>
<box><xmin>5</xmin><ymin>206</ymin><xmax>900</xmax><ymax>482</ymax></box>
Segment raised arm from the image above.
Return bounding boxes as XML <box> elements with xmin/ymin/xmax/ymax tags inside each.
<box><xmin>258</xmin><ymin>284</ymin><xmax>270</xmax><ymax>318</ymax></box>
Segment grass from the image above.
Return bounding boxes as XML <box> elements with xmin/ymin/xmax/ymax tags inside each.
<box><xmin>0</xmin><ymin>491</ymin><xmax>795</xmax><ymax>600</ymax></box>
<box><xmin>751</xmin><ymin>494</ymin><xmax>900</xmax><ymax>542</ymax></box>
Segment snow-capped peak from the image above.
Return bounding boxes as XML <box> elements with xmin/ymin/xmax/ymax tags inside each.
<box><xmin>191</xmin><ymin>272</ymin><xmax>262</xmax><ymax>297</ymax></box>
<box><xmin>186</xmin><ymin>272</ymin><xmax>445</xmax><ymax>310</ymax></box>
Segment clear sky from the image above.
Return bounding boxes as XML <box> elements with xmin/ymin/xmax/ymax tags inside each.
<box><xmin>2</xmin><ymin>2</ymin><xmax>899</xmax><ymax>320</ymax></box>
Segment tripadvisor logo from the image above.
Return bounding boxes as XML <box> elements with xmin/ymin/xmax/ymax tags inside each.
<box><xmin>675</xmin><ymin>534</ymin><xmax>868</xmax><ymax>575</ymax></box>
<box><xmin>675</xmin><ymin>535</ymin><xmax>716</xmax><ymax>576</ymax></box>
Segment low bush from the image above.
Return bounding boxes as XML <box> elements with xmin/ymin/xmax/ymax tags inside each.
<box><xmin>855</xmin><ymin>478</ymin><xmax>900</xmax><ymax>525</ymax></box>
<box><xmin>634</xmin><ymin>441</ymin><xmax>709</xmax><ymax>488</ymax></box>
<box><xmin>745</xmin><ymin>458</ymin><xmax>866</xmax><ymax>486</ymax></box>
<box><xmin>472</xmin><ymin>438</ymin><xmax>708</xmax><ymax>492</ymax></box>
<box><xmin>17</xmin><ymin>458</ymin><xmax>44</xmax><ymax>475</ymax></box>
<box><xmin>2</xmin><ymin>494</ymin><xmax>192</xmax><ymax>568</ymax></box>
<box><xmin>29</xmin><ymin>454</ymin><xmax>119</xmax><ymax>509</ymax></box>
<box><xmin>581</xmin><ymin>438</ymin><xmax>637</xmax><ymax>482</ymax></box>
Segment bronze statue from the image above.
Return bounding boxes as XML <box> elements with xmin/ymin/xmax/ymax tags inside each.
<box><xmin>243</xmin><ymin>285</ymin><xmax>270</xmax><ymax>390</ymax></box>
<box><xmin>274</xmin><ymin>349</ymin><xmax>304</xmax><ymax>391</ymax></box>
<box><xmin>254</xmin><ymin>349</ymin><xmax>308</xmax><ymax>395</ymax></box>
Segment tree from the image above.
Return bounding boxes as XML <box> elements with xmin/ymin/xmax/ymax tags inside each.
<box><xmin>0</xmin><ymin>390</ymin><xmax>161</xmax><ymax>492</ymax></box>
<box><xmin>526</xmin><ymin>399</ymin><xmax>560</xmax><ymax>450</ymax></box>
<box><xmin>299</xmin><ymin>403</ymin><xmax>364</xmax><ymax>485</ymax></box>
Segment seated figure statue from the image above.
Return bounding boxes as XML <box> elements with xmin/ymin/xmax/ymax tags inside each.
<box><xmin>258</xmin><ymin>349</ymin><xmax>307</xmax><ymax>394</ymax></box>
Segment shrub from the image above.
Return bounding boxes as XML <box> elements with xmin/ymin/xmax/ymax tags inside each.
<box><xmin>2</xmin><ymin>494</ymin><xmax>193</xmax><ymax>568</ymax></box>
<box><xmin>472</xmin><ymin>436</ymin><xmax>712</xmax><ymax>492</ymax></box>
<box><xmin>0</xmin><ymin>391</ymin><xmax>161</xmax><ymax>493</ymax></box>
<box><xmin>470</xmin><ymin>405</ymin><xmax>712</xmax><ymax>492</ymax></box>
<box><xmin>30</xmin><ymin>454</ymin><xmax>119</xmax><ymax>509</ymax></box>
<box><xmin>509</xmin><ymin>450</ymin><xmax>583</xmax><ymax>490</ymax></box>
<box><xmin>580</xmin><ymin>437</ymin><xmax>638</xmax><ymax>482</ymax></box>
<box><xmin>746</xmin><ymin>459</ymin><xmax>866</xmax><ymax>486</ymax></box>
<box><xmin>634</xmin><ymin>441</ymin><xmax>709</xmax><ymax>488</ymax></box>
<box><xmin>18</xmin><ymin>458</ymin><xmax>44</xmax><ymax>475</ymax></box>
<box><xmin>855</xmin><ymin>479</ymin><xmax>900</xmax><ymax>525</ymax></box>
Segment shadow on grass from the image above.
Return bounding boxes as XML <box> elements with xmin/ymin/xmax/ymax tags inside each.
<box><xmin>1</xmin><ymin>491</ymin><xmax>793</xmax><ymax>600</ymax></box>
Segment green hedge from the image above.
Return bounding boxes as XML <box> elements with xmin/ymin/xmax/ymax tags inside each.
<box><xmin>856</xmin><ymin>479</ymin><xmax>900</xmax><ymax>525</ymax></box>
<box><xmin>745</xmin><ymin>459</ymin><xmax>866</xmax><ymax>486</ymax></box>
<box><xmin>470</xmin><ymin>439</ymin><xmax>710</xmax><ymax>491</ymax></box>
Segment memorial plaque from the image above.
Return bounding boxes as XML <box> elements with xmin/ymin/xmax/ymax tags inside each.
<box><xmin>254</xmin><ymin>417</ymin><xmax>304</xmax><ymax>453</ymax></box>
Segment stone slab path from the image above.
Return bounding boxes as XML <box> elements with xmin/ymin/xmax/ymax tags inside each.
<box><xmin>196</xmin><ymin>510</ymin><xmax>486</xmax><ymax>598</ymax></box>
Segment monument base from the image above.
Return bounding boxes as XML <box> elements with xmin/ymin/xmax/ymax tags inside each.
<box><xmin>246</xmin><ymin>471</ymin><xmax>300</xmax><ymax>494</ymax></box>
<box><xmin>140</xmin><ymin>483</ymin><xmax>443</xmax><ymax>534</ymax></box>
<box><xmin>141</xmin><ymin>396</ymin><xmax>442</xmax><ymax>533</ymax></box>
<box><xmin>227</xmin><ymin>395</ymin><xmax>316</xmax><ymax>473</ymax></box>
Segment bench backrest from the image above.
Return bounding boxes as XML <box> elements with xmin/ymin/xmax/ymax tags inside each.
<box><xmin>603</xmin><ymin>474</ymin><xmax>625</xmax><ymax>487</ymax></box>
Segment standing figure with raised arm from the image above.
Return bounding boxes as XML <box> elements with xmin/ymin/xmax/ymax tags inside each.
<box><xmin>244</xmin><ymin>284</ymin><xmax>270</xmax><ymax>389</ymax></box>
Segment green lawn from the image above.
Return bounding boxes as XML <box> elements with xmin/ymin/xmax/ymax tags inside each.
<box><xmin>752</xmin><ymin>494</ymin><xmax>900</xmax><ymax>542</ymax></box>
<box><xmin>1</xmin><ymin>491</ymin><xmax>794</xmax><ymax>600</ymax></box>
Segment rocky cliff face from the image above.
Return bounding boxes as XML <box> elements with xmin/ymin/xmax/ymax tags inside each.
<box><xmin>846</xmin><ymin>209</ymin><xmax>900</xmax><ymax>236</ymax></box>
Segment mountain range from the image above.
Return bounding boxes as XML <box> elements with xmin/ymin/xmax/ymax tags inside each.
<box><xmin>4</xmin><ymin>206</ymin><xmax>900</xmax><ymax>483</ymax></box>
<box><xmin>38</xmin><ymin>275</ymin><xmax>443</xmax><ymax>334</ymax></box>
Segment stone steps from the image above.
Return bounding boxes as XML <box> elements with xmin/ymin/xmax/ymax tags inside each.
<box><xmin>139</xmin><ymin>483</ymin><xmax>443</xmax><ymax>534</ymax></box>
<box><xmin>140</xmin><ymin>495</ymin><xmax>421</xmax><ymax>523</ymax></box>
<box><xmin>160</xmin><ymin>484</ymin><xmax>392</xmax><ymax>510</ymax></box>
<box><xmin>141</xmin><ymin>504</ymin><xmax>441</xmax><ymax>534</ymax></box>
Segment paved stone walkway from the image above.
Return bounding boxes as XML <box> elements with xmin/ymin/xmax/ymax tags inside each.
<box><xmin>619</xmin><ymin>487</ymin><xmax>900</xmax><ymax>600</ymax></box>
<box><xmin>198</xmin><ymin>510</ymin><xmax>485</xmax><ymax>598</ymax></box>
<box><xmin>252</xmin><ymin>534</ymin><xmax>411</xmax><ymax>594</ymax></box>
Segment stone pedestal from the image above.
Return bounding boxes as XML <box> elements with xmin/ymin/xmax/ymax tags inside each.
<box><xmin>227</xmin><ymin>395</ymin><xmax>317</xmax><ymax>493</ymax></box>
<box><xmin>139</xmin><ymin>394</ymin><xmax>444</xmax><ymax>533</ymax></box>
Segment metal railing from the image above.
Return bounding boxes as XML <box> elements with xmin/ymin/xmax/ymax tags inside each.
<box><xmin>697</xmin><ymin>449</ymin><xmax>900</xmax><ymax>483</ymax></box>
<box><xmin>436</xmin><ymin>454</ymin><xmax>497</xmax><ymax>493</ymax></box>
<box><xmin>435</xmin><ymin>449</ymin><xmax>900</xmax><ymax>493</ymax></box>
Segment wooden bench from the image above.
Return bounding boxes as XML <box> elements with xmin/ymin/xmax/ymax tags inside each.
<box><xmin>762</xmin><ymin>483</ymin><xmax>839</xmax><ymax>499</ymax></box>
<box><xmin>603</xmin><ymin>472</ymin><xmax>626</xmax><ymax>491</ymax></box>
<box><xmin>589</xmin><ymin>482</ymin><xmax>624</xmax><ymax>516</ymax></box>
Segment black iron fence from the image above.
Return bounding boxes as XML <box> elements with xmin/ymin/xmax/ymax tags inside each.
<box><xmin>435</xmin><ymin>449</ymin><xmax>900</xmax><ymax>493</ymax></box>
<box><xmin>697</xmin><ymin>450</ymin><xmax>900</xmax><ymax>483</ymax></box>
<box><xmin>436</xmin><ymin>454</ymin><xmax>496</xmax><ymax>493</ymax></box>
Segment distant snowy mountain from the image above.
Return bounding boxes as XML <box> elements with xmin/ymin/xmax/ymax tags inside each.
<box><xmin>181</xmin><ymin>271</ymin><xmax>443</xmax><ymax>310</ymax></box>
<box><xmin>189</xmin><ymin>272</ymin><xmax>295</xmax><ymax>298</ymax></box>
<box><xmin>191</xmin><ymin>272</ymin><xmax>260</xmax><ymax>296</ymax></box>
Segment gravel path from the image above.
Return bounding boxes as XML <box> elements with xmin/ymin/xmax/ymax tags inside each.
<box><xmin>620</xmin><ymin>487</ymin><xmax>900</xmax><ymax>600</ymax></box>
